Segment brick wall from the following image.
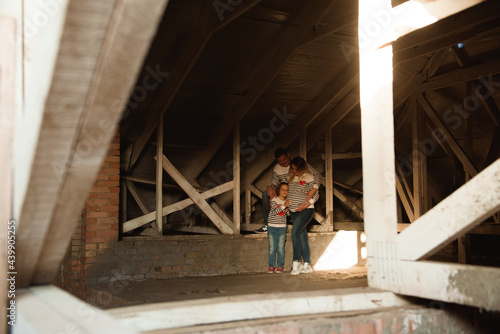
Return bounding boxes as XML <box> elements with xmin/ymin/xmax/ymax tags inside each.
<box><xmin>55</xmin><ymin>130</ymin><xmax>120</xmax><ymax>299</ymax></box>
<box><xmin>84</xmin><ymin>232</ymin><xmax>363</xmax><ymax>303</ymax></box>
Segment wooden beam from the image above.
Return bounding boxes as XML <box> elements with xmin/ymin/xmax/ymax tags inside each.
<box><xmin>187</xmin><ymin>0</ymin><xmax>344</xmax><ymax>181</ymax></box>
<box><xmin>245</xmin><ymin>189</ymin><xmax>252</xmax><ymax>225</ymax></box>
<box><xmin>160</xmin><ymin>155</ymin><xmax>234</xmax><ymax>234</ymax></box>
<box><xmin>122</xmin><ymin>176</ymin><xmax>179</xmax><ymax>189</ymax></box>
<box><xmin>33</xmin><ymin>0</ymin><xmax>168</xmax><ymax>285</ymax></box>
<box><xmin>126</xmin><ymin>180</ymin><xmax>151</xmax><ymax>215</ymax></box>
<box><xmin>18</xmin><ymin>286</ymin><xmax>137</xmax><ymax>334</ymax></box>
<box><xmin>412</xmin><ymin>105</ymin><xmax>425</xmax><ymax>219</ymax></box>
<box><xmin>397</xmin><ymin>159</ymin><xmax>500</xmax><ymax>261</ymax></box>
<box><xmin>247</xmin><ymin>184</ymin><xmax>263</xmax><ymax>198</ymax></box>
<box><xmin>156</xmin><ymin>116</ymin><xmax>164</xmax><ymax>235</ymax></box>
<box><xmin>359</xmin><ymin>0</ymin><xmax>398</xmax><ymax>290</ymax></box>
<box><xmin>325</xmin><ymin>128</ymin><xmax>334</xmax><ymax>228</ymax></box>
<box><xmin>123</xmin><ymin>181</ymin><xmax>234</xmax><ymax>233</ymax></box>
<box><xmin>233</xmin><ymin>123</ymin><xmax>240</xmax><ymax>232</ymax></box>
<box><xmin>393</xmin><ymin>1</ymin><xmax>496</xmax><ymax>63</ymax></box>
<box><xmin>109</xmin><ymin>288</ymin><xmax>411</xmax><ymax>332</ymax></box>
<box><xmin>415</xmin><ymin>93</ymin><xmax>478</xmax><ymax>176</ymax></box>
<box><xmin>395</xmin><ymin>162</ymin><xmax>415</xmax><ymax>222</ymax></box>
<box><xmin>333</xmin><ymin>187</ymin><xmax>364</xmax><ymax>220</ymax></box>
<box><xmin>418</xmin><ymin>59</ymin><xmax>500</xmax><ymax>92</ymax></box>
<box><xmin>164</xmin><ymin>224</ymin><xmax>219</xmax><ymax>235</ymax></box>
<box><xmin>127</xmin><ymin>0</ymin><xmax>263</xmax><ymax>171</ymax></box>
<box><xmin>388</xmin><ymin>261</ymin><xmax>500</xmax><ymax>311</ymax></box>
<box><xmin>482</xmin><ymin>127</ymin><xmax>500</xmax><ymax>170</ymax></box>
<box><xmin>0</xmin><ymin>17</ymin><xmax>15</xmax><ymax>334</ymax></box>
<box><xmin>307</xmin><ymin>91</ymin><xmax>359</xmax><ymax>151</ymax></box>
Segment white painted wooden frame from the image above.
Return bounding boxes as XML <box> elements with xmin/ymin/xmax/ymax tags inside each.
<box><xmin>360</xmin><ymin>0</ymin><xmax>499</xmax><ymax>311</ymax></box>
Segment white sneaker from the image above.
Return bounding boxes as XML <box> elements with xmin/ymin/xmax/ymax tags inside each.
<box><xmin>291</xmin><ymin>261</ymin><xmax>302</xmax><ymax>275</ymax></box>
<box><xmin>301</xmin><ymin>262</ymin><xmax>313</xmax><ymax>274</ymax></box>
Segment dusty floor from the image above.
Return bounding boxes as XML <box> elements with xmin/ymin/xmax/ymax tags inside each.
<box><xmin>90</xmin><ymin>266</ymin><xmax>368</xmax><ymax>308</ymax></box>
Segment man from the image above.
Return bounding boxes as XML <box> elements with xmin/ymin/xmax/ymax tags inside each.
<box><xmin>254</xmin><ymin>148</ymin><xmax>320</xmax><ymax>233</ymax></box>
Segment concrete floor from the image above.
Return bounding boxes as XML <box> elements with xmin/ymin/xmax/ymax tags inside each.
<box><xmin>88</xmin><ymin>266</ymin><xmax>368</xmax><ymax>309</ymax></box>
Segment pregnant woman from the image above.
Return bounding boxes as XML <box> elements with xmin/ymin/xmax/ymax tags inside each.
<box><xmin>287</xmin><ymin>156</ymin><xmax>319</xmax><ymax>275</ymax></box>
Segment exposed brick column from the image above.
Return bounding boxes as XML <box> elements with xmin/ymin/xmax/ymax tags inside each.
<box><xmin>83</xmin><ymin>129</ymin><xmax>120</xmax><ymax>267</ymax></box>
<box><xmin>55</xmin><ymin>129</ymin><xmax>121</xmax><ymax>298</ymax></box>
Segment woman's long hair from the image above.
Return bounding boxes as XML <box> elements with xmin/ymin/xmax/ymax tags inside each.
<box><xmin>289</xmin><ymin>156</ymin><xmax>309</xmax><ymax>181</ymax></box>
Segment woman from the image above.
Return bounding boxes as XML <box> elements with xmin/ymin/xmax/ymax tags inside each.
<box><xmin>287</xmin><ymin>157</ymin><xmax>319</xmax><ymax>275</ymax></box>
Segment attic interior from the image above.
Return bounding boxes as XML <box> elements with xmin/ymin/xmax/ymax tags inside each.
<box><xmin>119</xmin><ymin>0</ymin><xmax>500</xmax><ymax>265</ymax></box>
<box><xmin>5</xmin><ymin>0</ymin><xmax>500</xmax><ymax>332</ymax></box>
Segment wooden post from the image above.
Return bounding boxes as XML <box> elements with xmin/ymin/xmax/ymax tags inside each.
<box><xmin>233</xmin><ymin>123</ymin><xmax>241</xmax><ymax>232</ymax></box>
<box><xmin>245</xmin><ymin>188</ymin><xmax>252</xmax><ymax>225</ymax></box>
<box><xmin>359</xmin><ymin>0</ymin><xmax>398</xmax><ymax>289</ymax></box>
<box><xmin>156</xmin><ymin>116</ymin><xmax>164</xmax><ymax>235</ymax></box>
<box><xmin>0</xmin><ymin>17</ymin><xmax>15</xmax><ymax>334</ymax></box>
<box><xmin>412</xmin><ymin>106</ymin><xmax>424</xmax><ymax>218</ymax></box>
<box><xmin>325</xmin><ymin>128</ymin><xmax>334</xmax><ymax>229</ymax></box>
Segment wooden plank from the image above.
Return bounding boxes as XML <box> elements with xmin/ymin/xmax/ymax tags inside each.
<box><xmin>18</xmin><ymin>286</ymin><xmax>137</xmax><ymax>334</ymax></box>
<box><xmin>126</xmin><ymin>180</ymin><xmax>150</xmax><ymax>215</ymax></box>
<box><xmin>359</xmin><ymin>0</ymin><xmax>398</xmax><ymax>245</ymax></box>
<box><xmin>416</xmin><ymin>93</ymin><xmax>478</xmax><ymax>177</ymax></box>
<box><xmin>28</xmin><ymin>0</ymin><xmax>169</xmax><ymax>286</ymax></box>
<box><xmin>161</xmin><ymin>155</ymin><xmax>234</xmax><ymax>234</ymax></box>
<box><xmin>164</xmin><ymin>224</ymin><xmax>219</xmax><ymax>235</ymax></box>
<box><xmin>156</xmin><ymin>116</ymin><xmax>164</xmax><ymax>235</ymax></box>
<box><xmin>17</xmin><ymin>0</ymin><xmax>121</xmax><ymax>287</ymax></box>
<box><xmin>333</xmin><ymin>181</ymin><xmax>363</xmax><ymax>195</ymax></box>
<box><xmin>307</xmin><ymin>91</ymin><xmax>359</xmax><ymax>151</ymax></box>
<box><xmin>127</xmin><ymin>0</ymin><xmax>263</xmax><ymax>170</ymax></box>
<box><xmin>245</xmin><ymin>189</ymin><xmax>252</xmax><ymax>225</ymax></box>
<box><xmin>419</xmin><ymin>59</ymin><xmax>500</xmax><ymax>92</ymax></box>
<box><xmin>387</xmin><ymin>261</ymin><xmax>500</xmax><ymax>311</ymax></box>
<box><xmin>393</xmin><ymin>1</ymin><xmax>495</xmax><ymax>63</ymax></box>
<box><xmin>397</xmin><ymin>159</ymin><xmax>500</xmax><ymax>261</ymax></box>
<box><xmin>233</xmin><ymin>123</ymin><xmax>240</xmax><ymax>232</ymax></box>
<box><xmin>395</xmin><ymin>167</ymin><xmax>415</xmax><ymax>223</ymax></box>
<box><xmin>359</xmin><ymin>0</ymin><xmax>398</xmax><ymax>290</ymax></box>
<box><xmin>412</xmin><ymin>106</ymin><xmax>424</xmax><ymax>219</ymax></box>
<box><xmin>333</xmin><ymin>187</ymin><xmax>364</xmax><ymax>220</ymax></box>
<box><xmin>247</xmin><ymin>184</ymin><xmax>263</xmax><ymax>198</ymax></box>
<box><xmin>108</xmin><ymin>288</ymin><xmax>411</xmax><ymax>332</ymax></box>
<box><xmin>1</xmin><ymin>17</ymin><xmax>15</xmax><ymax>334</ymax></box>
<box><xmin>325</xmin><ymin>128</ymin><xmax>334</xmax><ymax>228</ymax></box>
<box><xmin>481</xmin><ymin>127</ymin><xmax>500</xmax><ymax>170</ymax></box>
<box><xmin>123</xmin><ymin>175</ymin><xmax>179</xmax><ymax>189</ymax></box>
<box><xmin>332</xmin><ymin>152</ymin><xmax>362</xmax><ymax>160</ymax></box>
<box><xmin>123</xmin><ymin>181</ymin><xmax>233</xmax><ymax>233</ymax></box>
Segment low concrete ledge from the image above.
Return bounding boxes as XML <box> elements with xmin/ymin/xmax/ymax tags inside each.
<box><xmin>107</xmin><ymin>287</ymin><xmax>411</xmax><ymax>332</ymax></box>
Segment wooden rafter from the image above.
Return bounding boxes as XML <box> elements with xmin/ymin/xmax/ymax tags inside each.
<box><xmin>415</xmin><ymin>93</ymin><xmax>478</xmax><ymax>177</ymax></box>
<box><xmin>1</xmin><ymin>17</ymin><xmax>16</xmax><ymax>334</ymax></box>
<box><xmin>393</xmin><ymin>0</ymin><xmax>496</xmax><ymax>63</ymax></box>
<box><xmin>126</xmin><ymin>0</ymin><xmax>263</xmax><ymax>171</ymax></box>
<box><xmin>186</xmin><ymin>0</ymin><xmax>349</xmax><ymax>181</ymax></box>
<box><xmin>160</xmin><ymin>155</ymin><xmax>235</xmax><ymax>234</ymax></box>
<box><xmin>18</xmin><ymin>0</ymin><xmax>169</xmax><ymax>287</ymax></box>
<box><xmin>397</xmin><ymin>159</ymin><xmax>500</xmax><ymax>261</ymax></box>
<box><xmin>126</xmin><ymin>180</ymin><xmax>151</xmax><ymax>215</ymax></box>
<box><xmin>123</xmin><ymin>181</ymin><xmax>234</xmax><ymax>233</ymax></box>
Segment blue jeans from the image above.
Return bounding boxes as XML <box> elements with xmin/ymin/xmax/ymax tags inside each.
<box><xmin>268</xmin><ymin>226</ymin><xmax>286</xmax><ymax>268</ymax></box>
<box><xmin>262</xmin><ymin>191</ymin><xmax>270</xmax><ymax>224</ymax></box>
<box><xmin>290</xmin><ymin>209</ymin><xmax>314</xmax><ymax>263</ymax></box>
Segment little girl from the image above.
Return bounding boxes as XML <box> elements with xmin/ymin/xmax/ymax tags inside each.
<box><xmin>267</xmin><ymin>182</ymin><xmax>290</xmax><ymax>273</ymax></box>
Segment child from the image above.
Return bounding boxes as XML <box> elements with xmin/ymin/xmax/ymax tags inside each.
<box><xmin>267</xmin><ymin>182</ymin><xmax>290</xmax><ymax>273</ymax></box>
